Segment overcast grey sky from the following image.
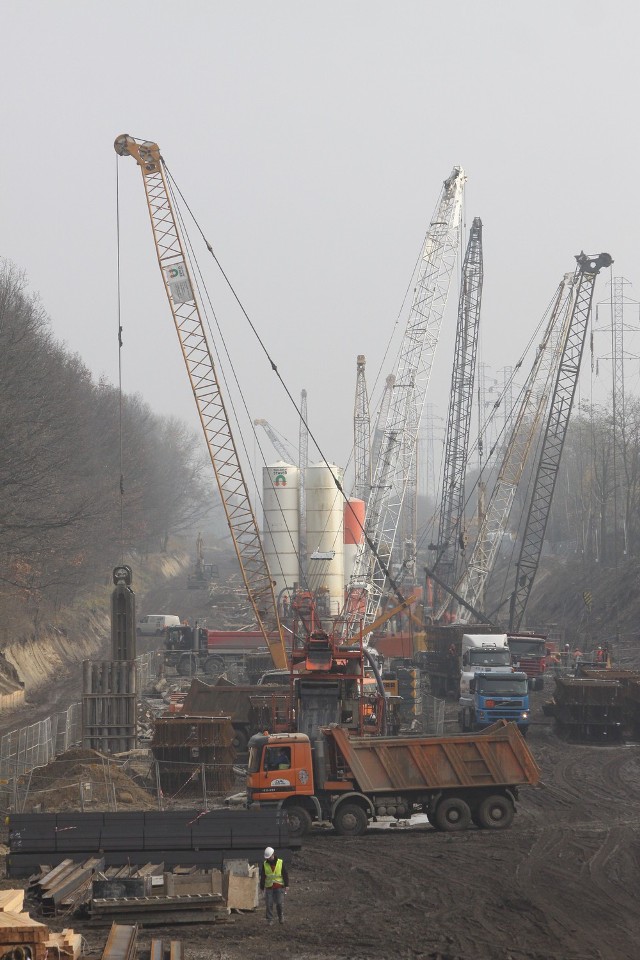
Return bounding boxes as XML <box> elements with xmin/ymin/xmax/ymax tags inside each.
<box><xmin>1</xmin><ymin>0</ymin><xmax>637</xmax><ymax>499</ymax></box>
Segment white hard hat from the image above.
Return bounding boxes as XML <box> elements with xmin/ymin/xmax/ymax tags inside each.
<box><xmin>264</xmin><ymin>846</ymin><xmax>275</xmax><ymax>859</ymax></box>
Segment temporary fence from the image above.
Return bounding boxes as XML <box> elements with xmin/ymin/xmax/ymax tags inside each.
<box><xmin>0</xmin><ymin>702</ymin><xmax>83</xmax><ymax>783</ymax></box>
<box><xmin>9</xmin><ymin>753</ymin><xmax>241</xmax><ymax>816</ymax></box>
<box><xmin>0</xmin><ymin>651</ymin><xmax>165</xmax><ymax>812</ymax></box>
<box><xmin>422</xmin><ymin>694</ymin><xmax>445</xmax><ymax>736</ymax></box>
<box><xmin>135</xmin><ymin>650</ymin><xmax>165</xmax><ymax>693</ymax></box>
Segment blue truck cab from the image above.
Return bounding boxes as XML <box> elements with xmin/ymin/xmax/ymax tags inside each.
<box><xmin>459</xmin><ymin>670</ymin><xmax>530</xmax><ymax>737</ymax></box>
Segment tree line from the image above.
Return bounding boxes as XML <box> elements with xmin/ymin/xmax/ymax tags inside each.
<box><xmin>0</xmin><ymin>261</ymin><xmax>214</xmax><ymax>634</ymax></box>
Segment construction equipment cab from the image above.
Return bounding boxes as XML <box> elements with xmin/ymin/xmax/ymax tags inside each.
<box><xmin>459</xmin><ymin>671</ymin><xmax>530</xmax><ymax>736</ymax></box>
<box><xmin>460</xmin><ymin>634</ymin><xmax>511</xmax><ymax>697</ymax></box>
<box><xmin>137</xmin><ymin>614</ymin><xmax>181</xmax><ymax>637</ymax></box>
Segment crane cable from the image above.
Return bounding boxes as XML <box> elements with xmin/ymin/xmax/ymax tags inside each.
<box><xmin>164</xmin><ymin>167</ymin><xmax>339</xmax><ymax>632</ymax></box>
<box><xmin>163</xmin><ymin>161</ymin><xmax>408</xmax><ymax>610</ymax></box>
<box><xmin>115</xmin><ymin>156</ymin><xmax>125</xmax><ymax>564</ymax></box>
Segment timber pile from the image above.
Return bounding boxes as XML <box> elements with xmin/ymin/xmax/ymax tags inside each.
<box><xmin>0</xmin><ymin>896</ymin><xmax>82</xmax><ymax>960</ymax></box>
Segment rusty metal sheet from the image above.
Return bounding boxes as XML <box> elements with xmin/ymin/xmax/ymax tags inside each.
<box><xmin>101</xmin><ymin>922</ymin><xmax>138</xmax><ymax>960</ymax></box>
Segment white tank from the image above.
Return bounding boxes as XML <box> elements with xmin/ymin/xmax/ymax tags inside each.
<box><xmin>306</xmin><ymin>463</ymin><xmax>345</xmax><ymax>617</ymax></box>
<box><xmin>262</xmin><ymin>462</ymin><xmax>300</xmax><ymax>601</ymax></box>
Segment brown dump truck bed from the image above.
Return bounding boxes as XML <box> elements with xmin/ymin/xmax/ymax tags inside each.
<box><xmin>328</xmin><ymin>721</ymin><xmax>540</xmax><ymax>794</ymax></box>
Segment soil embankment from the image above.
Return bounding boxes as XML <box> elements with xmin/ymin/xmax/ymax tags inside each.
<box><xmin>0</xmin><ymin>551</ymin><xmax>192</xmax><ymax>729</ymax></box>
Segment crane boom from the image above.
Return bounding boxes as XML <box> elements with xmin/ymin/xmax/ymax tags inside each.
<box><xmin>434</xmin><ymin>217</ymin><xmax>484</xmax><ymax>603</ymax></box>
<box><xmin>369</xmin><ymin>373</ymin><xmax>395</xmax><ymax>498</ymax></box>
<box><xmin>509</xmin><ymin>251</ymin><xmax>613</xmax><ymax>630</ymax></box>
<box><xmin>353</xmin><ymin>354</ymin><xmax>371</xmax><ymax>501</ymax></box>
<box><xmin>444</xmin><ymin>272</ymin><xmax>577</xmax><ymax>623</ymax></box>
<box><xmin>343</xmin><ymin>166</ymin><xmax>466</xmax><ymax>633</ymax></box>
<box><xmin>254</xmin><ymin>419</ymin><xmax>297</xmax><ymax>464</ymax></box>
<box><xmin>114</xmin><ymin>134</ymin><xmax>288</xmax><ymax>670</ymax></box>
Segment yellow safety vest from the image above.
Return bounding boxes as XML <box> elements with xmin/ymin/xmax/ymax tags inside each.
<box><xmin>263</xmin><ymin>858</ymin><xmax>284</xmax><ymax>888</ymax></box>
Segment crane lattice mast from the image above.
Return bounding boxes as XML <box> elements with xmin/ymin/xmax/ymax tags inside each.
<box><xmin>509</xmin><ymin>251</ymin><xmax>613</xmax><ymax>631</ymax></box>
<box><xmin>444</xmin><ymin>273</ymin><xmax>577</xmax><ymax>624</ymax></box>
<box><xmin>298</xmin><ymin>388</ymin><xmax>309</xmax><ymax>581</ymax></box>
<box><xmin>433</xmin><ymin>217</ymin><xmax>484</xmax><ymax>608</ymax></box>
<box><xmin>353</xmin><ymin>355</ymin><xmax>371</xmax><ymax>502</ymax></box>
<box><xmin>115</xmin><ymin>134</ymin><xmax>288</xmax><ymax>669</ymax></box>
<box><xmin>370</xmin><ymin>374</ymin><xmax>395</xmax><ymax>495</ymax></box>
<box><xmin>342</xmin><ymin>166</ymin><xmax>466</xmax><ymax>632</ymax></box>
<box><xmin>254</xmin><ymin>419</ymin><xmax>297</xmax><ymax>465</ymax></box>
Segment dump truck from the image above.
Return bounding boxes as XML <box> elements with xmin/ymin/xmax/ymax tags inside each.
<box><xmin>507</xmin><ymin>633</ymin><xmax>547</xmax><ymax>690</ymax></box>
<box><xmin>165</xmin><ymin>625</ymin><xmax>292</xmax><ymax>678</ymax></box>
<box><xmin>247</xmin><ymin>720</ymin><xmax>540</xmax><ymax>838</ymax></box>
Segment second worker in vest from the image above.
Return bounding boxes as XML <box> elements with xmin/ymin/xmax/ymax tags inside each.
<box><xmin>260</xmin><ymin>846</ymin><xmax>289</xmax><ymax>925</ymax></box>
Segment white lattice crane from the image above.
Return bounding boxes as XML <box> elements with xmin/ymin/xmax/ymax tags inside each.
<box><xmin>441</xmin><ymin>272</ymin><xmax>577</xmax><ymax>623</ymax></box>
<box><xmin>342</xmin><ymin>166</ymin><xmax>466</xmax><ymax>633</ymax></box>
<box><xmin>254</xmin><ymin>418</ymin><xmax>297</xmax><ymax>465</ymax></box>
<box><xmin>353</xmin><ymin>355</ymin><xmax>371</xmax><ymax>502</ymax></box>
<box><xmin>432</xmin><ymin>217</ymin><xmax>484</xmax><ymax>611</ymax></box>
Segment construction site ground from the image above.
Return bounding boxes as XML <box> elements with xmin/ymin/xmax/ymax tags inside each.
<box><xmin>61</xmin><ymin>685</ymin><xmax>637</xmax><ymax>960</ymax></box>
<box><xmin>4</xmin><ymin>566</ymin><xmax>640</xmax><ymax>959</ymax></box>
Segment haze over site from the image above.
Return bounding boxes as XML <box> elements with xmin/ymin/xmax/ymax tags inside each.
<box><xmin>2</xmin><ymin>0</ymin><xmax>638</xmax><ymax>497</ymax></box>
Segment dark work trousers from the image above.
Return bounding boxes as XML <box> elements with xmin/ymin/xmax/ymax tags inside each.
<box><xmin>265</xmin><ymin>886</ymin><xmax>285</xmax><ymax>921</ymax></box>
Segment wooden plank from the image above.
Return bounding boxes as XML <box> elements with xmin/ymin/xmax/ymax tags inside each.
<box><xmin>0</xmin><ymin>911</ymin><xmax>49</xmax><ymax>942</ymax></box>
<box><xmin>0</xmin><ymin>891</ymin><xmax>25</xmax><ymax>913</ymax></box>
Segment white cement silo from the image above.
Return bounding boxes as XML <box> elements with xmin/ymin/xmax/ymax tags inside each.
<box><xmin>305</xmin><ymin>463</ymin><xmax>345</xmax><ymax>616</ymax></box>
<box><xmin>262</xmin><ymin>462</ymin><xmax>300</xmax><ymax>601</ymax></box>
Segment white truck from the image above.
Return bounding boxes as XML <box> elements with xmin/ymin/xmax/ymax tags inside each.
<box><xmin>459</xmin><ymin>633</ymin><xmax>512</xmax><ymax>697</ymax></box>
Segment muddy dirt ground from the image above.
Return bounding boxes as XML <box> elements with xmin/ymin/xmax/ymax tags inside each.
<box><xmin>8</xmin><ymin>569</ymin><xmax>640</xmax><ymax>959</ymax></box>
<box><xmin>75</xmin><ymin>682</ymin><xmax>640</xmax><ymax>960</ymax></box>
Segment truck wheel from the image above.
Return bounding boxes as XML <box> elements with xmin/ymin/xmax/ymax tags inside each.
<box><xmin>177</xmin><ymin>654</ymin><xmax>197</xmax><ymax>676</ymax></box>
<box><xmin>477</xmin><ymin>794</ymin><xmax>515</xmax><ymax>830</ymax></box>
<box><xmin>333</xmin><ymin>803</ymin><xmax>369</xmax><ymax>837</ymax></box>
<box><xmin>284</xmin><ymin>805</ymin><xmax>312</xmax><ymax>839</ymax></box>
<box><xmin>204</xmin><ymin>656</ymin><xmax>225</xmax><ymax>677</ymax></box>
<box><xmin>434</xmin><ymin>797</ymin><xmax>471</xmax><ymax>832</ymax></box>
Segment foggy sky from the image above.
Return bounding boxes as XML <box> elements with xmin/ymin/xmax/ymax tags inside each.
<box><xmin>1</xmin><ymin>0</ymin><xmax>637</xmax><ymax>503</ymax></box>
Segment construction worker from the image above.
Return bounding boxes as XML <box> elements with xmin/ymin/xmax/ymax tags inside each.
<box><xmin>260</xmin><ymin>846</ymin><xmax>289</xmax><ymax>925</ymax></box>
<box><xmin>596</xmin><ymin>645</ymin><xmax>605</xmax><ymax>664</ymax></box>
